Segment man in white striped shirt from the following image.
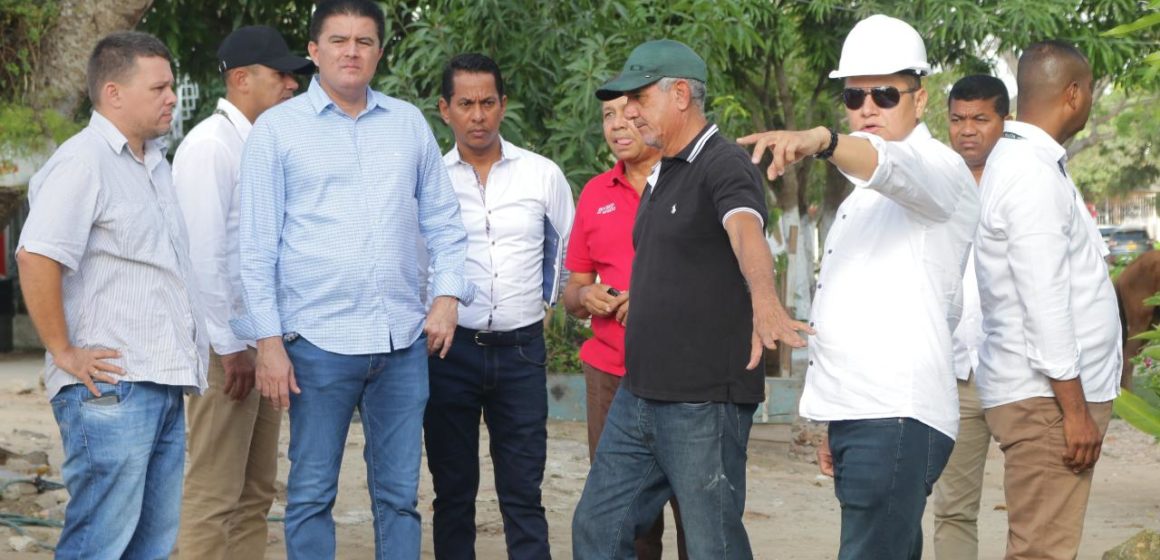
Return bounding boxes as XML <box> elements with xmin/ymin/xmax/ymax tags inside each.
<box><xmin>172</xmin><ymin>26</ymin><xmax>312</xmax><ymax>559</ymax></box>
<box><xmin>17</xmin><ymin>32</ymin><xmax>208</xmax><ymax>559</ymax></box>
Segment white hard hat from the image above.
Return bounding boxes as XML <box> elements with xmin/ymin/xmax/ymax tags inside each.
<box><xmin>829</xmin><ymin>14</ymin><xmax>931</xmax><ymax>79</ymax></box>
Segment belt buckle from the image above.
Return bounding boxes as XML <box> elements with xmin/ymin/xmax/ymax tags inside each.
<box><xmin>473</xmin><ymin>331</ymin><xmax>492</xmax><ymax>346</ymax></box>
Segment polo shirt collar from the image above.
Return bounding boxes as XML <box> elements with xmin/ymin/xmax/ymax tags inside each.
<box><xmin>670</xmin><ymin>123</ymin><xmax>719</xmax><ymax>163</ymax></box>
<box><xmin>306</xmin><ymin>76</ymin><xmax>385</xmax><ymax>116</ymax></box>
<box><xmin>608</xmin><ymin>159</ymin><xmax>629</xmax><ymax>188</ymax></box>
<box><xmin>89</xmin><ymin>110</ymin><xmax>168</xmax><ymax>170</ymax></box>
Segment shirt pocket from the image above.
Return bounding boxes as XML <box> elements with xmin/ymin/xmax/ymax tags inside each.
<box><xmin>103</xmin><ymin>202</ymin><xmax>158</xmax><ymax>256</ymax></box>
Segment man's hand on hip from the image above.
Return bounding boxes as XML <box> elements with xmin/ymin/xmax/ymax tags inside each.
<box><xmin>221</xmin><ymin>349</ymin><xmax>257</xmax><ymax>402</ymax></box>
<box><xmin>256</xmin><ymin>337</ymin><xmax>299</xmax><ymax>410</ymax></box>
<box><xmin>53</xmin><ymin>346</ymin><xmax>124</xmax><ymax>397</ymax></box>
<box><xmin>425</xmin><ymin>296</ymin><xmax>458</xmax><ymax>358</ymax></box>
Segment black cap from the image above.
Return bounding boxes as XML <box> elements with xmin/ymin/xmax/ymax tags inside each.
<box><xmin>217</xmin><ymin>25</ymin><xmax>313</xmax><ymax>75</ymax></box>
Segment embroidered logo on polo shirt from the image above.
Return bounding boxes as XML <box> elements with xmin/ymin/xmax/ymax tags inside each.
<box><xmin>597</xmin><ymin>202</ymin><xmax>616</xmax><ymax>215</ymax></box>
<box><xmin>671</xmin><ymin>204</ymin><xmax>677</xmax><ymax>214</ymax></box>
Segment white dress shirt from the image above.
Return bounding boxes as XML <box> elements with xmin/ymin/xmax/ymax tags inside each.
<box><xmin>798</xmin><ymin>123</ymin><xmax>979</xmax><ymax>440</ymax></box>
<box><xmin>974</xmin><ymin>121</ymin><xmax>1120</xmax><ymax>408</ymax></box>
<box><xmin>953</xmin><ymin>253</ymin><xmax>983</xmax><ymax>381</ymax></box>
<box><xmin>172</xmin><ymin>98</ymin><xmax>254</xmax><ymax>355</ymax></box>
<box><xmin>445</xmin><ymin>139</ymin><xmax>574</xmax><ymax>331</ymax></box>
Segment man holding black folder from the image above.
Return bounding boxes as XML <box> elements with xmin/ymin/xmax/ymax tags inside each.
<box><xmin>424</xmin><ymin>52</ymin><xmax>574</xmax><ymax>559</ymax></box>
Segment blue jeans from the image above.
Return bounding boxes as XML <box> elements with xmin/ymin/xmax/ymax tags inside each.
<box><xmin>50</xmin><ymin>381</ymin><xmax>186</xmax><ymax>560</ymax></box>
<box><xmin>283</xmin><ymin>335</ymin><xmax>428</xmax><ymax>560</ymax></box>
<box><xmin>829</xmin><ymin>417</ymin><xmax>955</xmax><ymax>560</ymax></box>
<box><xmin>424</xmin><ymin>324</ymin><xmax>550</xmax><ymax>559</ymax></box>
<box><xmin>573</xmin><ymin>387</ymin><xmax>756</xmax><ymax>559</ymax></box>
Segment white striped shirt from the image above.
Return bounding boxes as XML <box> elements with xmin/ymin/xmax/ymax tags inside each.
<box><xmin>19</xmin><ymin>111</ymin><xmax>209</xmax><ymax>398</ymax></box>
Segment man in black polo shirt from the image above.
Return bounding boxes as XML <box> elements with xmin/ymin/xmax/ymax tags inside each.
<box><xmin>571</xmin><ymin>39</ymin><xmax>811</xmax><ymax>558</ymax></box>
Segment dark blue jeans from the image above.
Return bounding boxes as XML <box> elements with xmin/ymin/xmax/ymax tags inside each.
<box><xmin>829</xmin><ymin>417</ymin><xmax>955</xmax><ymax>560</ymax></box>
<box><xmin>572</xmin><ymin>386</ymin><xmax>757</xmax><ymax>559</ymax></box>
<box><xmin>424</xmin><ymin>323</ymin><xmax>550</xmax><ymax>559</ymax></box>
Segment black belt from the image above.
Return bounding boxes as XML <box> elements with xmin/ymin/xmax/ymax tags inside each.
<box><xmin>458</xmin><ymin>322</ymin><xmax>543</xmax><ymax>347</ymax></box>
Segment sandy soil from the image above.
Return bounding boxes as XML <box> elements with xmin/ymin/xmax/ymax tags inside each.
<box><xmin>2</xmin><ymin>353</ymin><xmax>1159</xmax><ymax>559</ymax></box>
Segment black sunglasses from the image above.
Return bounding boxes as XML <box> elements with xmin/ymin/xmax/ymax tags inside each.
<box><xmin>841</xmin><ymin>86</ymin><xmax>919</xmax><ymax>110</ymax></box>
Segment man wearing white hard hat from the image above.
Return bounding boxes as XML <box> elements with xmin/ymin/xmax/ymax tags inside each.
<box><xmin>740</xmin><ymin>14</ymin><xmax>978</xmax><ymax>559</ymax></box>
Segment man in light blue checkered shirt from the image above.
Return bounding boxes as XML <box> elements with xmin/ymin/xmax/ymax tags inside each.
<box><xmin>232</xmin><ymin>1</ymin><xmax>473</xmax><ymax>557</ymax></box>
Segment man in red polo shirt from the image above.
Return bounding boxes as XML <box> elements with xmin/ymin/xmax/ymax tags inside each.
<box><xmin>563</xmin><ymin>95</ymin><xmax>687</xmax><ymax>559</ymax></box>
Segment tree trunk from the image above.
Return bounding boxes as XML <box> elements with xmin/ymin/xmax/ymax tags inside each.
<box><xmin>28</xmin><ymin>0</ymin><xmax>155</xmax><ymax>117</ymax></box>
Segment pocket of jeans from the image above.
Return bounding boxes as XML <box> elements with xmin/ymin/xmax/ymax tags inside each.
<box><xmin>516</xmin><ymin>340</ymin><xmax>547</xmax><ymax>367</ymax></box>
<box><xmin>78</xmin><ymin>381</ymin><xmax>133</xmax><ymax>410</ymax></box>
<box><xmin>675</xmin><ymin>400</ymin><xmax>714</xmax><ymax>409</ymax></box>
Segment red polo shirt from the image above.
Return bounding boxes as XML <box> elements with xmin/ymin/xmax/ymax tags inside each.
<box><xmin>565</xmin><ymin>160</ymin><xmax>640</xmax><ymax>376</ymax></box>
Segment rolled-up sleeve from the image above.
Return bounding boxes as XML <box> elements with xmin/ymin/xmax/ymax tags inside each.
<box><xmin>233</xmin><ymin>119</ymin><xmax>285</xmax><ymax>340</ymax></box>
<box><xmin>18</xmin><ymin>158</ymin><xmax>100</xmax><ymax>272</ymax></box>
<box><xmin>414</xmin><ymin>122</ymin><xmax>475</xmax><ymax>305</ymax></box>
<box><xmin>997</xmin><ymin>162</ymin><xmax>1081</xmax><ymax>380</ymax></box>
<box><xmin>846</xmin><ymin>132</ymin><xmax>971</xmax><ymax>224</ymax></box>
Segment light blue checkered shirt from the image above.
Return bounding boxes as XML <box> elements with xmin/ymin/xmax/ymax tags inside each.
<box><xmin>233</xmin><ymin>78</ymin><xmax>474</xmax><ymax>354</ymax></box>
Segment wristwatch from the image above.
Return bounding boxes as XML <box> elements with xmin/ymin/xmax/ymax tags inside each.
<box><xmin>815</xmin><ymin>127</ymin><xmax>838</xmax><ymax>159</ymax></box>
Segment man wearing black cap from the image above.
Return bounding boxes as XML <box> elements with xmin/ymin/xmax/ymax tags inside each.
<box><xmin>571</xmin><ymin>39</ymin><xmax>811</xmax><ymax>558</ymax></box>
<box><xmin>172</xmin><ymin>25</ymin><xmax>311</xmax><ymax>559</ymax></box>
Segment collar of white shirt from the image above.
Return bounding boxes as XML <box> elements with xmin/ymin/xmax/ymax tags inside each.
<box><xmin>444</xmin><ymin>137</ymin><xmax>524</xmax><ymax>166</ymax></box>
<box><xmin>214</xmin><ymin>97</ymin><xmax>253</xmax><ymax>142</ymax></box>
<box><xmin>1002</xmin><ymin>120</ymin><xmax>1066</xmax><ymax>168</ymax></box>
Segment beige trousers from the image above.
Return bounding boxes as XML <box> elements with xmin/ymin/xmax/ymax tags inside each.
<box><xmin>933</xmin><ymin>374</ymin><xmax>993</xmax><ymax>560</ymax></box>
<box><xmin>178</xmin><ymin>350</ymin><xmax>282</xmax><ymax>560</ymax></box>
<box><xmin>984</xmin><ymin>397</ymin><xmax>1113</xmax><ymax>560</ymax></box>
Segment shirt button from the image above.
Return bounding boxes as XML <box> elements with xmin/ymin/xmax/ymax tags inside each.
<box><xmin>827</xmin><ymin>249</ymin><xmax>832</xmax><ymax>254</ymax></box>
<box><xmin>494</xmin><ymin>273</ymin><xmax>498</xmax><ymax>278</ymax></box>
<box><xmin>817</xmin><ymin>283</ymin><xmax>822</xmax><ymax>290</ymax></box>
<box><xmin>809</xmin><ymin>360</ymin><xmax>814</xmax><ymax>366</ymax></box>
<box><xmin>809</xmin><ymin>321</ymin><xmax>815</xmax><ymax>327</ymax></box>
<box><xmin>842</xmin><ymin>214</ymin><xmax>847</xmax><ymax>219</ymax></box>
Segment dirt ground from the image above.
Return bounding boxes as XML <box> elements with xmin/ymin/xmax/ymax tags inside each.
<box><xmin>2</xmin><ymin>353</ymin><xmax>1159</xmax><ymax>559</ymax></box>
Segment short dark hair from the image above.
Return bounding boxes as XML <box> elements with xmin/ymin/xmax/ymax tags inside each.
<box><xmin>895</xmin><ymin>70</ymin><xmax>922</xmax><ymax>90</ymax></box>
<box><xmin>948</xmin><ymin>74</ymin><xmax>1011</xmax><ymax>117</ymax></box>
<box><xmin>441</xmin><ymin>53</ymin><xmax>505</xmax><ymax>102</ymax></box>
<box><xmin>309</xmin><ymin>0</ymin><xmax>385</xmax><ymax>45</ymax></box>
<box><xmin>86</xmin><ymin>31</ymin><xmax>172</xmax><ymax>107</ymax></box>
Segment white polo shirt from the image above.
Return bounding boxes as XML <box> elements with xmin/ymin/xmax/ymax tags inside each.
<box><xmin>974</xmin><ymin>120</ymin><xmax>1120</xmax><ymax>408</ymax></box>
<box><xmin>798</xmin><ymin>123</ymin><xmax>979</xmax><ymax>440</ymax></box>
<box><xmin>444</xmin><ymin>139</ymin><xmax>574</xmax><ymax>331</ymax></box>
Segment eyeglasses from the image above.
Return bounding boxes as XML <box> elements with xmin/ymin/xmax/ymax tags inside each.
<box><xmin>841</xmin><ymin>86</ymin><xmax>919</xmax><ymax>110</ymax></box>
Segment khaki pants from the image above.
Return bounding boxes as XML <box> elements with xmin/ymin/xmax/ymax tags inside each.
<box><xmin>933</xmin><ymin>374</ymin><xmax>993</xmax><ymax>560</ymax></box>
<box><xmin>984</xmin><ymin>397</ymin><xmax>1113</xmax><ymax>560</ymax></box>
<box><xmin>179</xmin><ymin>350</ymin><xmax>282</xmax><ymax>560</ymax></box>
<box><xmin>583</xmin><ymin>362</ymin><xmax>687</xmax><ymax>560</ymax></box>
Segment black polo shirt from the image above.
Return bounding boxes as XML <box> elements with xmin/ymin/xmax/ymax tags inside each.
<box><xmin>625</xmin><ymin>123</ymin><xmax>768</xmax><ymax>404</ymax></box>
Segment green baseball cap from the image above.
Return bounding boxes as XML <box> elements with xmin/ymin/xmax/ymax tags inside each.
<box><xmin>595</xmin><ymin>39</ymin><xmax>707</xmax><ymax>101</ymax></box>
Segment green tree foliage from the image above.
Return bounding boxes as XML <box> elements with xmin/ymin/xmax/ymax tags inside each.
<box><xmin>376</xmin><ymin>0</ymin><xmax>1155</xmax><ymax>208</ymax></box>
<box><xmin>1070</xmin><ymin>90</ymin><xmax>1160</xmax><ymax>200</ymax></box>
